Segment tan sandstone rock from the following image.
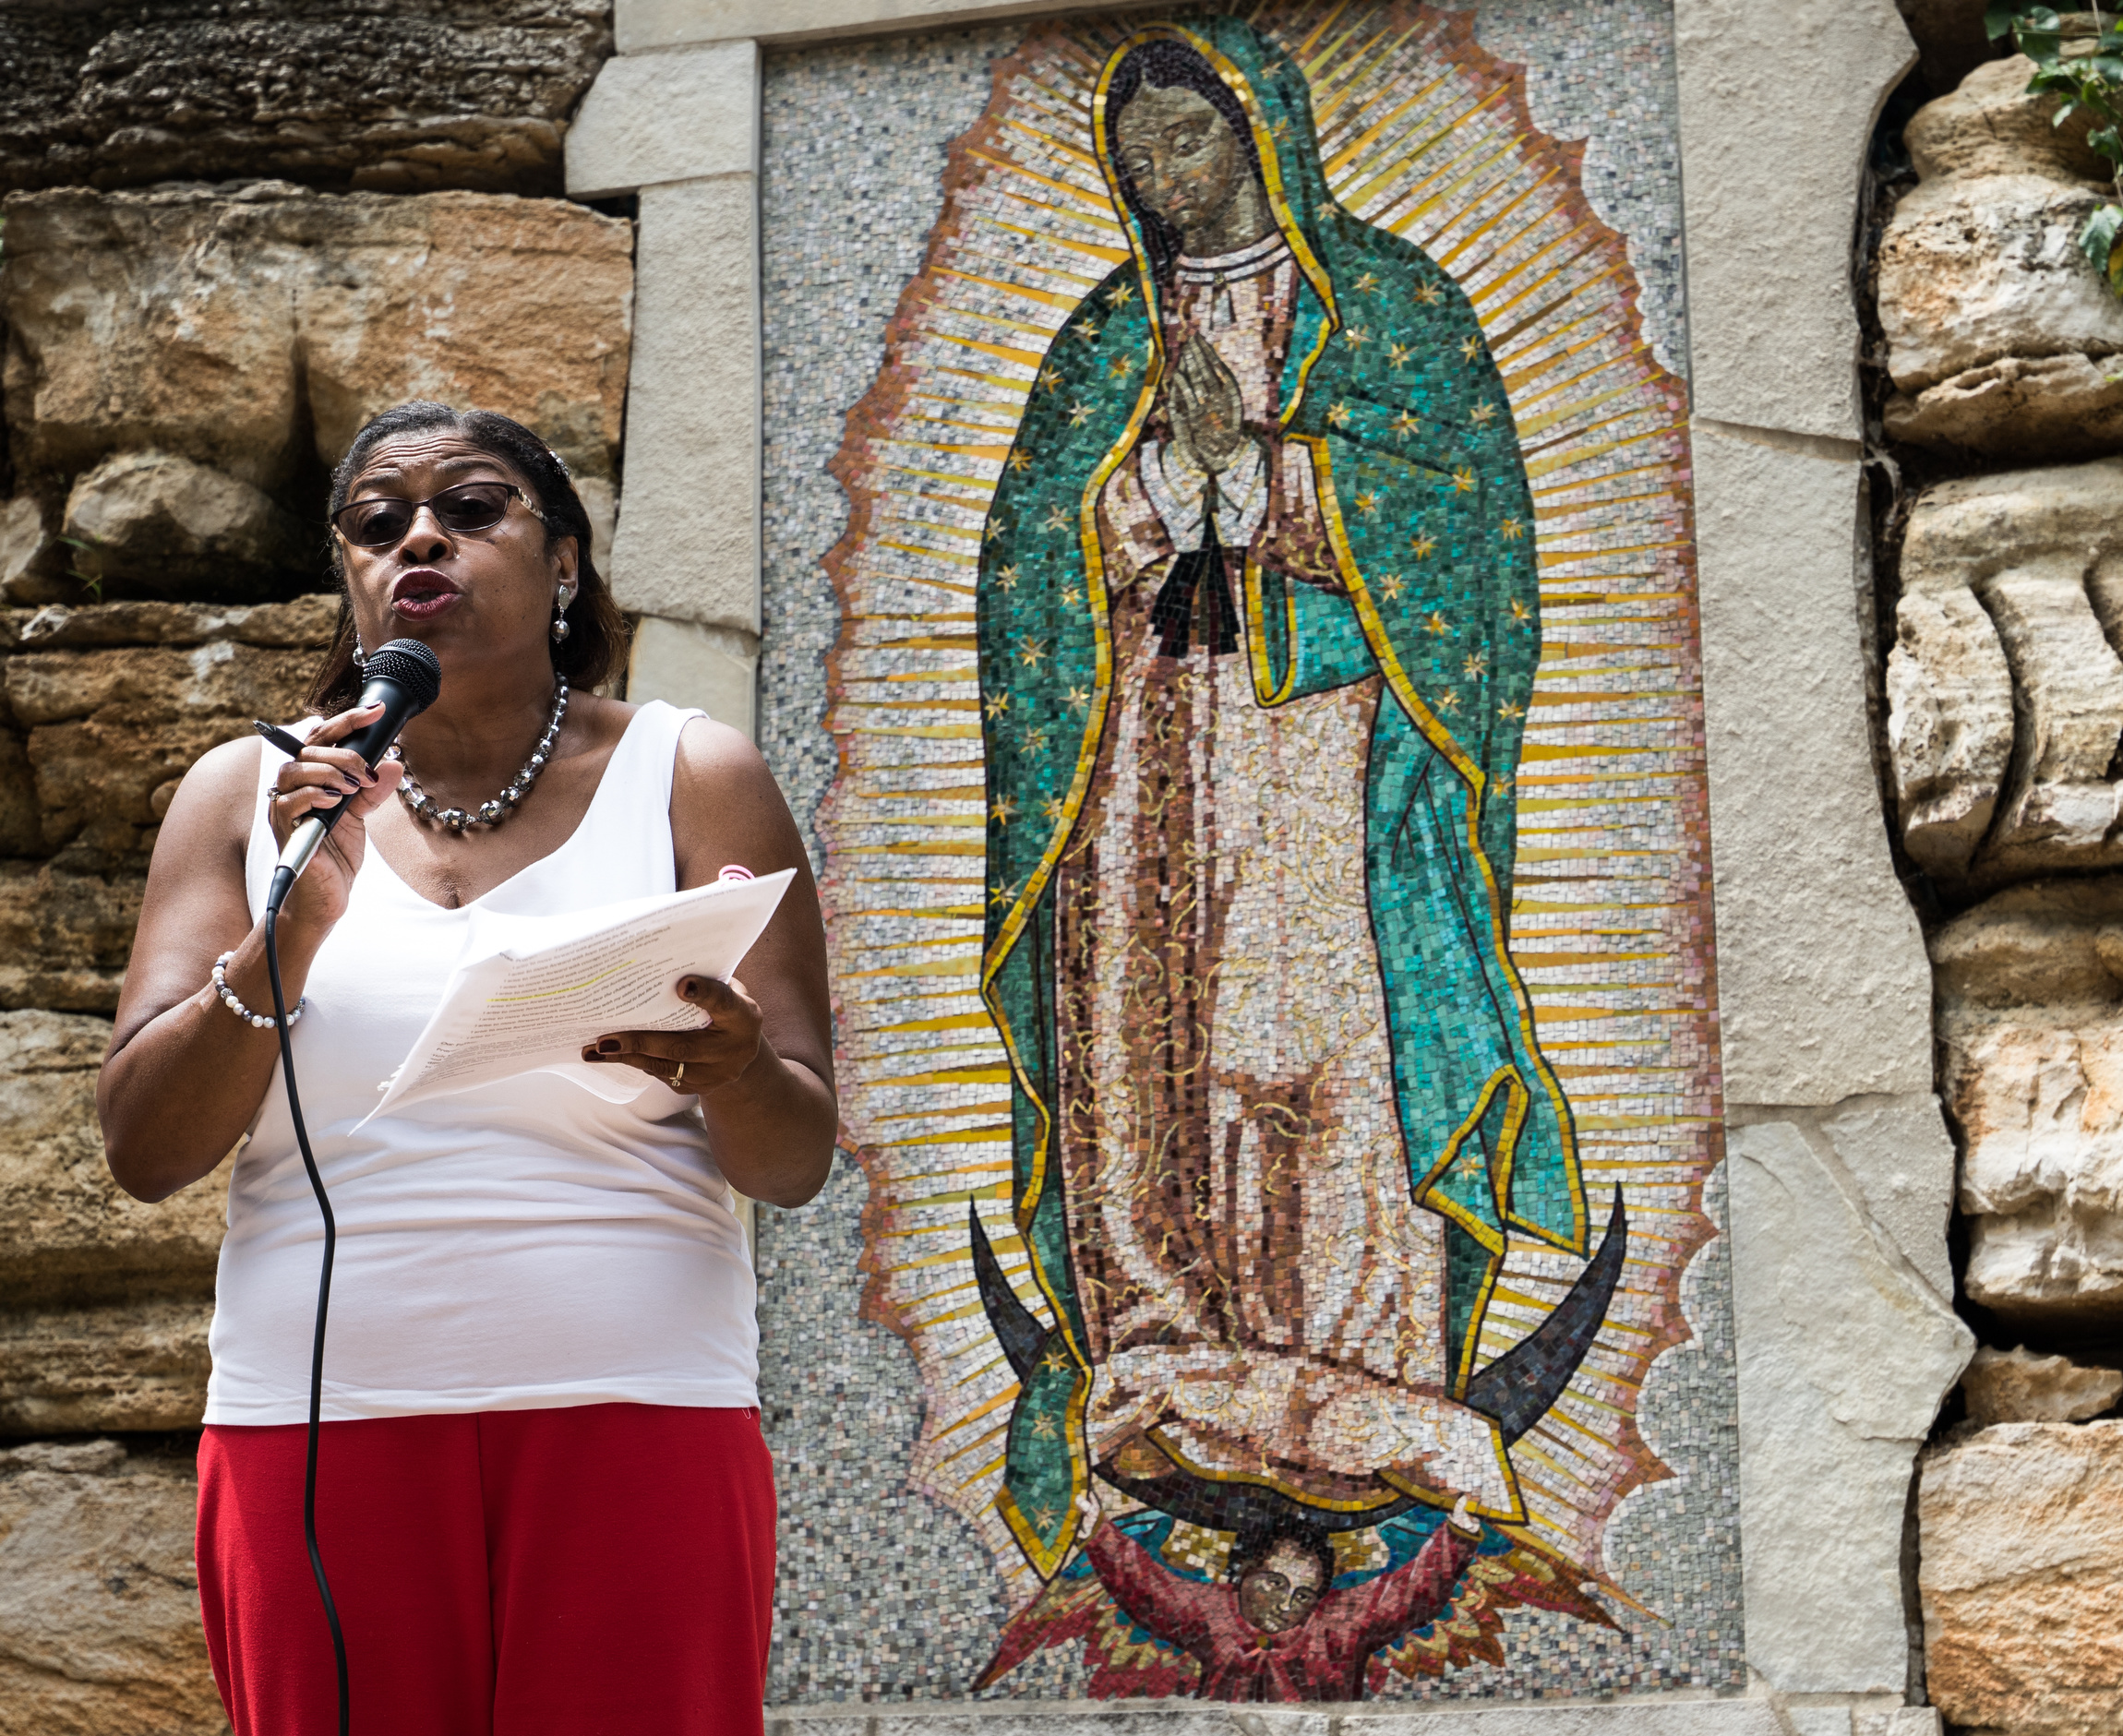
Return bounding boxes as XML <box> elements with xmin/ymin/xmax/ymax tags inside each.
<box><xmin>1889</xmin><ymin>460</ymin><xmax>2123</xmax><ymax>884</ymax></box>
<box><xmin>1920</xmin><ymin>1419</ymin><xmax>2123</xmax><ymax>1736</ymax></box>
<box><xmin>0</xmin><ymin>1010</ymin><xmax>227</xmax><ymax>1307</ymax></box>
<box><xmin>0</xmin><ymin>865</ymin><xmax>143</xmax><ymax>1013</ymax></box>
<box><xmin>0</xmin><ymin>497</ymin><xmax>58</xmax><ymax>607</ymax></box>
<box><xmin>63</xmin><ymin>452</ymin><xmax>309</xmax><ymax>600</ymax></box>
<box><xmin>0</xmin><ymin>1</ymin><xmax>608</xmax><ymax>198</ymax></box>
<box><xmin>0</xmin><ymin>1439</ymin><xmax>227</xmax><ymax>1736</ymax></box>
<box><xmin>0</xmin><ymin>184</ymin><xmax>633</xmax><ymax>494</ymax></box>
<box><xmin>1964</xmin><ymin>1345</ymin><xmax>2123</xmax><ymax>1425</ymax></box>
<box><xmin>1880</xmin><ymin>57</ymin><xmax>2123</xmax><ymax>459</ymax></box>
<box><xmin>0</xmin><ymin>1298</ymin><xmax>214</xmax><ymax>1436</ymax></box>
<box><xmin>1935</xmin><ymin>880</ymin><xmax>2123</xmax><ymax>1327</ymax></box>
<box><xmin>1</xmin><ymin>594</ymin><xmax>336</xmax><ymax>873</ymax></box>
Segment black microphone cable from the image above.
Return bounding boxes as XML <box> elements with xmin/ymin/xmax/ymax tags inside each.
<box><xmin>263</xmin><ymin>902</ymin><xmax>352</xmax><ymax>1736</ymax></box>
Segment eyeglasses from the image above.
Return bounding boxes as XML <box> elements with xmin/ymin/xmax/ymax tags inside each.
<box><xmin>331</xmin><ymin>482</ymin><xmax>541</xmax><ymax>549</ymax></box>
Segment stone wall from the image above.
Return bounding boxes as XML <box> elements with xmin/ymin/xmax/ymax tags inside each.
<box><xmin>1869</xmin><ymin>26</ymin><xmax>2123</xmax><ymax>1736</ymax></box>
<box><xmin>0</xmin><ymin>9</ymin><xmax>630</xmax><ymax>1726</ymax></box>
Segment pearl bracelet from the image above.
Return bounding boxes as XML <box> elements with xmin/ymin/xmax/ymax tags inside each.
<box><xmin>210</xmin><ymin>952</ymin><xmax>304</xmax><ymax>1030</ymax></box>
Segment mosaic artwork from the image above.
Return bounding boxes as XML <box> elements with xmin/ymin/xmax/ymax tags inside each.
<box><xmin>811</xmin><ymin>4</ymin><xmax>1722</xmax><ymax>1700</ymax></box>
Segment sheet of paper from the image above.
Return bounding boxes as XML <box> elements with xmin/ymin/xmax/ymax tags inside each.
<box><xmin>362</xmin><ymin>868</ymin><xmax>795</xmax><ymax>1124</ymax></box>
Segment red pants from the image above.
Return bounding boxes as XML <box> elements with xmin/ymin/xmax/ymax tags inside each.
<box><xmin>197</xmin><ymin>1404</ymin><xmax>776</xmax><ymax>1735</ymax></box>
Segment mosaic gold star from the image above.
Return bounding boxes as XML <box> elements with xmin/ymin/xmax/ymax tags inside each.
<box><xmin>1379</xmin><ymin>573</ymin><xmax>1406</xmax><ymax>600</ymax></box>
<box><xmin>1452</xmin><ymin>468</ymin><xmax>1477</xmax><ymax>493</ymax></box>
<box><xmin>1417</xmin><ymin>281</ymin><xmax>1444</xmax><ymax>305</ymax></box>
<box><xmin>990</xmin><ymin>796</ymin><xmax>1017</xmax><ymax>825</ymax></box>
<box><xmin>1042</xmin><ymin>504</ymin><xmax>1072</xmax><ymax>531</ymax></box>
<box><xmin>1039</xmin><ymin>1345</ymin><xmax>1072</xmax><ymax>1373</ymax></box>
<box><xmin>1272</xmin><ymin>116</ymin><xmax>1292</xmax><ymax>140</ymax></box>
<box><xmin>1424</xmin><ymin>610</ymin><xmax>1452</xmax><ymax>636</ymax></box>
<box><xmin>983</xmin><ymin>692</ymin><xmax>1010</xmax><ymax>719</ymax></box>
<box><xmin>996</xmin><ymin>564</ymin><xmax>1021</xmax><ymax>591</ymax></box>
<box><xmin>984</xmin><ymin>520</ymin><xmax>1005</xmax><ymax>543</ymax></box>
<box><xmin>1356</xmin><ymin>491</ymin><xmax>1379</xmax><ymax>515</ymax></box>
<box><xmin>1067</xmin><ymin>401</ymin><xmax>1092</xmax><ymax>427</ymax></box>
<box><xmin>1411</xmin><ymin>533</ymin><xmax>1438</xmax><ymax>559</ymax></box>
<box><xmin>988</xmin><ymin>880</ymin><xmax>1017</xmax><ymax>907</ymax></box>
<box><xmin>1460</xmin><ymin>335</ymin><xmax>1481</xmax><ymax>361</ymax></box>
<box><xmin>1066</xmin><ymin>685</ymin><xmax>1090</xmax><ymax>712</ymax></box>
<box><xmin>1077</xmin><ymin>319</ymin><xmax>1101</xmax><ymax>343</ymax></box>
<box><xmin>1008</xmin><ymin>449</ymin><xmax>1031</xmax><ymax>473</ymax></box>
<box><xmin>1109</xmin><ymin>354</ymin><xmax>1135</xmax><ymax>380</ymax></box>
<box><xmin>1018</xmin><ymin>637</ymin><xmax>1047</xmax><ymax>667</ymax></box>
<box><xmin>1498</xmin><ymin>700</ymin><xmax>1525</xmax><ymax>719</ymax></box>
<box><xmin>1326</xmin><ymin>401</ymin><xmax>1352</xmax><ymax>427</ymax></box>
<box><xmin>1060</xmin><ymin>583</ymin><xmax>1082</xmax><ymax>605</ymax></box>
<box><xmin>1463</xmin><ymin>651</ymin><xmax>1487</xmax><ymax>677</ymax></box>
<box><xmin>1021</xmin><ymin>725</ymin><xmax>1049</xmax><ymax>754</ymax></box>
<box><xmin>1345</xmin><ymin>326</ymin><xmax>1371</xmax><ymax>348</ymax></box>
<box><xmin>1031</xmin><ymin>1413</ymin><xmax>1059</xmax><ymax>1438</ymax></box>
<box><xmin>1470</xmin><ymin>402</ymin><xmax>1496</xmax><ymax>424</ymax></box>
<box><xmin>1032</xmin><ymin>1504</ymin><xmax>1062</xmax><ymax>1530</ymax></box>
<box><xmin>1392</xmin><ymin>409</ymin><xmax>1421</xmax><ymax>437</ymax></box>
<box><xmin>1354</xmin><ymin>271</ymin><xmax>1380</xmax><ymax>294</ymax></box>
<box><xmin>1106</xmin><ymin>281</ymin><xmax>1135</xmax><ymax>307</ymax></box>
<box><xmin>1500</xmin><ymin>517</ymin><xmax>1524</xmax><ymax>540</ymax></box>
<box><xmin>1042</xmin><ymin>796</ymin><xmax>1065</xmax><ymax>820</ymax></box>
<box><xmin>1437</xmin><ymin>688</ymin><xmax>1460</xmax><ymax>712</ymax></box>
<box><xmin>1038</xmin><ymin>365</ymin><xmax>1062</xmax><ymax>392</ymax></box>
<box><xmin>1388</xmin><ymin>342</ymin><xmax>1412</xmax><ymax>369</ymax></box>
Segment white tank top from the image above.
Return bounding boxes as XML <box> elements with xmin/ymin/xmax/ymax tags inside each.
<box><xmin>204</xmin><ymin>700</ymin><xmax>759</xmax><ymax>1426</ymax></box>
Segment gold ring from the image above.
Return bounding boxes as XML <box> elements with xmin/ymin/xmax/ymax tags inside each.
<box><xmin>673</xmin><ymin>1061</ymin><xmax>686</xmax><ymax>1086</ymax></box>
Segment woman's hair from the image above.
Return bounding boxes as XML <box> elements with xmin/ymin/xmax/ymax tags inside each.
<box><xmin>1103</xmin><ymin>38</ymin><xmax>1267</xmax><ymax>291</ymax></box>
<box><xmin>306</xmin><ymin>401</ymin><xmax>628</xmax><ymax>713</ymax></box>
<box><xmin>1228</xmin><ymin>1521</ymin><xmax>1337</xmax><ymax>1589</ymax></box>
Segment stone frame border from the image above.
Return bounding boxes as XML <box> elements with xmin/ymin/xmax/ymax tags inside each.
<box><xmin>563</xmin><ymin>0</ymin><xmax>1972</xmax><ymax>1726</ymax></box>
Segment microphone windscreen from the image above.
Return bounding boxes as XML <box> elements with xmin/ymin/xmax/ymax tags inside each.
<box><xmin>362</xmin><ymin>639</ymin><xmax>443</xmax><ymax>710</ymax></box>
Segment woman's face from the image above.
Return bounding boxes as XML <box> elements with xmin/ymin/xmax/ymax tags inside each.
<box><xmin>1115</xmin><ymin>83</ymin><xmax>1272</xmax><ymax>256</ymax></box>
<box><xmin>334</xmin><ymin>431</ymin><xmax>576</xmax><ymax>684</ymax></box>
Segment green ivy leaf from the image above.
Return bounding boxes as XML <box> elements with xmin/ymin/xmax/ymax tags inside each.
<box><xmin>2078</xmin><ymin>203</ymin><xmax>2123</xmax><ymax>292</ymax></box>
<box><xmin>1985</xmin><ymin>0</ymin><xmax>2020</xmax><ymax>39</ymax></box>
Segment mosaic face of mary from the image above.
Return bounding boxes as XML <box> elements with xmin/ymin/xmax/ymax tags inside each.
<box><xmin>973</xmin><ymin>18</ymin><xmax>1589</xmax><ymax>1577</ymax></box>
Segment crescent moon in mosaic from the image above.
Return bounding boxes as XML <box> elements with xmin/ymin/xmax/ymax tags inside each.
<box><xmin>818</xmin><ymin>0</ymin><xmax>1718</xmax><ymax>1622</ymax></box>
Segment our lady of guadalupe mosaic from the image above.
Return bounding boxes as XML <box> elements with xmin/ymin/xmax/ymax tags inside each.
<box><xmin>820</xmin><ymin>4</ymin><xmax>1720</xmax><ymax>1701</ymax></box>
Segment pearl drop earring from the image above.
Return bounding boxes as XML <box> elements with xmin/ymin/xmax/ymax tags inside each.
<box><xmin>551</xmin><ymin>590</ymin><xmax>573</xmax><ymax>644</ymax></box>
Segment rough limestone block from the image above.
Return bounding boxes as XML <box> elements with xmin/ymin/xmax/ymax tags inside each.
<box><xmin>1729</xmin><ymin>1119</ymin><xmax>1973</xmax><ymax>1694</ymax></box>
<box><xmin>0</xmin><ymin>1009</ymin><xmax>226</xmax><ymax>1307</ymax></box>
<box><xmin>0</xmin><ymin>1</ymin><xmax>609</xmax><ymax>198</ymax></box>
<box><xmin>628</xmin><ymin>616</ymin><xmax>758</xmax><ymax>736</ymax></box>
<box><xmin>1885</xmin><ymin>585</ymin><xmax>2014</xmax><ymax>876</ymax></box>
<box><xmin>609</xmin><ymin>176</ymin><xmax>762</xmax><ymax>633</ymax></box>
<box><xmin>1693</xmin><ymin>424</ymin><xmax>1933</xmax><ymax>1104</ymax></box>
<box><xmin>566</xmin><ymin>39</ymin><xmax>759</xmax><ymax>198</ymax></box>
<box><xmin>1920</xmin><ymin>1420</ymin><xmax>2123</xmax><ymax>1736</ymax></box>
<box><xmin>0</xmin><ymin>1439</ymin><xmax>225</xmax><ymax>1736</ymax></box>
<box><xmin>1945</xmin><ymin>1019</ymin><xmax>2123</xmax><ymax>1327</ymax></box>
<box><xmin>1885</xmin><ymin>350</ymin><xmax>2123</xmax><ymax>460</ymax></box>
<box><xmin>0</xmin><ymin>497</ymin><xmax>54</xmax><ymax>606</ymax></box>
<box><xmin>1904</xmin><ymin>54</ymin><xmax>2111</xmax><ymax>185</ymax></box>
<box><xmin>0</xmin><ymin>185</ymin><xmax>633</xmax><ymax>494</ymax></box>
<box><xmin>63</xmin><ymin>452</ymin><xmax>308</xmax><ymax>601</ymax></box>
<box><xmin>1891</xmin><ymin>460</ymin><xmax>2123</xmax><ymax>884</ymax></box>
<box><xmin>1675</xmin><ymin>0</ymin><xmax>1914</xmax><ymax>441</ymax></box>
<box><xmin>1962</xmin><ymin>1346</ymin><xmax>2123</xmax><ymax>1425</ymax></box>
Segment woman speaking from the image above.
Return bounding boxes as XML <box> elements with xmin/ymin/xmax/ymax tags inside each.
<box><xmin>96</xmin><ymin>402</ymin><xmax>834</xmax><ymax>1734</ymax></box>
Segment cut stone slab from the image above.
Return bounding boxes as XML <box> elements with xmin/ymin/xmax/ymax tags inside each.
<box><xmin>565</xmin><ymin>38</ymin><xmax>758</xmax><ymax>198</ymax></box>
<box><xmin>628</xmin><ymin>617</ymin><xmax>758</xmax><ymax>738</ymax></box>
<box><xmin>1962</xmin><ymin>1345</ymin><xmax>2123</xmax><ymax>1424</ymax></box>
<box><xmin>0</xmin><ymin>1438</ymin><xmax>226</xmax><ymax>1735</ymax></box>
<box><xmin>62</xmin><ymin>451</ymin><xmax>307</xmax><ymax>600</ymax></box>
<box><xmin>1920</xmin><ymin>1419</ymin><xmax>2123</xmax><ymax>1735</ymax></box>
<box><xmin>1729</xmin><ymin>1115</ymin><xmax>1973</xmax><ymax>1694</ymax></box>
<box><xmin>0</xmin><ymin>0</ymin><xmax>610</xmax><ymax>198</ymax></box>
<box><xmin>0</xmin><ymin>184</ymin><xmax>633</xmax><ymax>493</ymax></box>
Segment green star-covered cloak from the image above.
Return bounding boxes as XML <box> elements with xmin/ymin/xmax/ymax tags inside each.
<box><xmin>976</xmin><ymin>18</ymin><xmax>1584</xmax><ymax>1576</ymax></box>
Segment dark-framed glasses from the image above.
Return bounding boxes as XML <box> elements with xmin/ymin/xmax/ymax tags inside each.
<box><xmin>331</xmin><ymin>482</ymin><xmax>541</xmax><ymax>548</ymax></box>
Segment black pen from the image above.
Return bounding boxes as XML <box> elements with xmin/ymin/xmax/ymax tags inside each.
<box><xmin>253</xmin><ymin>720</ymin><xmax>310</xmax><ymax>758</ymax></box>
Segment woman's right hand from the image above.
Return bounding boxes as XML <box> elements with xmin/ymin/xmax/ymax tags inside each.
<box><xmin>267</xmin><ymin>701</ymin><xmax>405</xmax><ymax>932</ymax></box>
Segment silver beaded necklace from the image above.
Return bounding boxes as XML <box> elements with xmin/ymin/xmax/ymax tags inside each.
<box><xmin>393</xmin><ymin>676</ymin><xmax>570</xmax><ymax>832</ymax></box>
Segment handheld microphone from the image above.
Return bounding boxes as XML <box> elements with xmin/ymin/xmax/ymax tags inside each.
<box><xmin>265</xmin><ymin>638</ymin><xmax>442</xmax><ymax>916</ymax></box>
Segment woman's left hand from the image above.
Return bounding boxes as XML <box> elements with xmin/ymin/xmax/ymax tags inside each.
<box><xmin>580</xmin><ymin>975</ymin><xmax>762</xmax><ymax>1095</ymax></box>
